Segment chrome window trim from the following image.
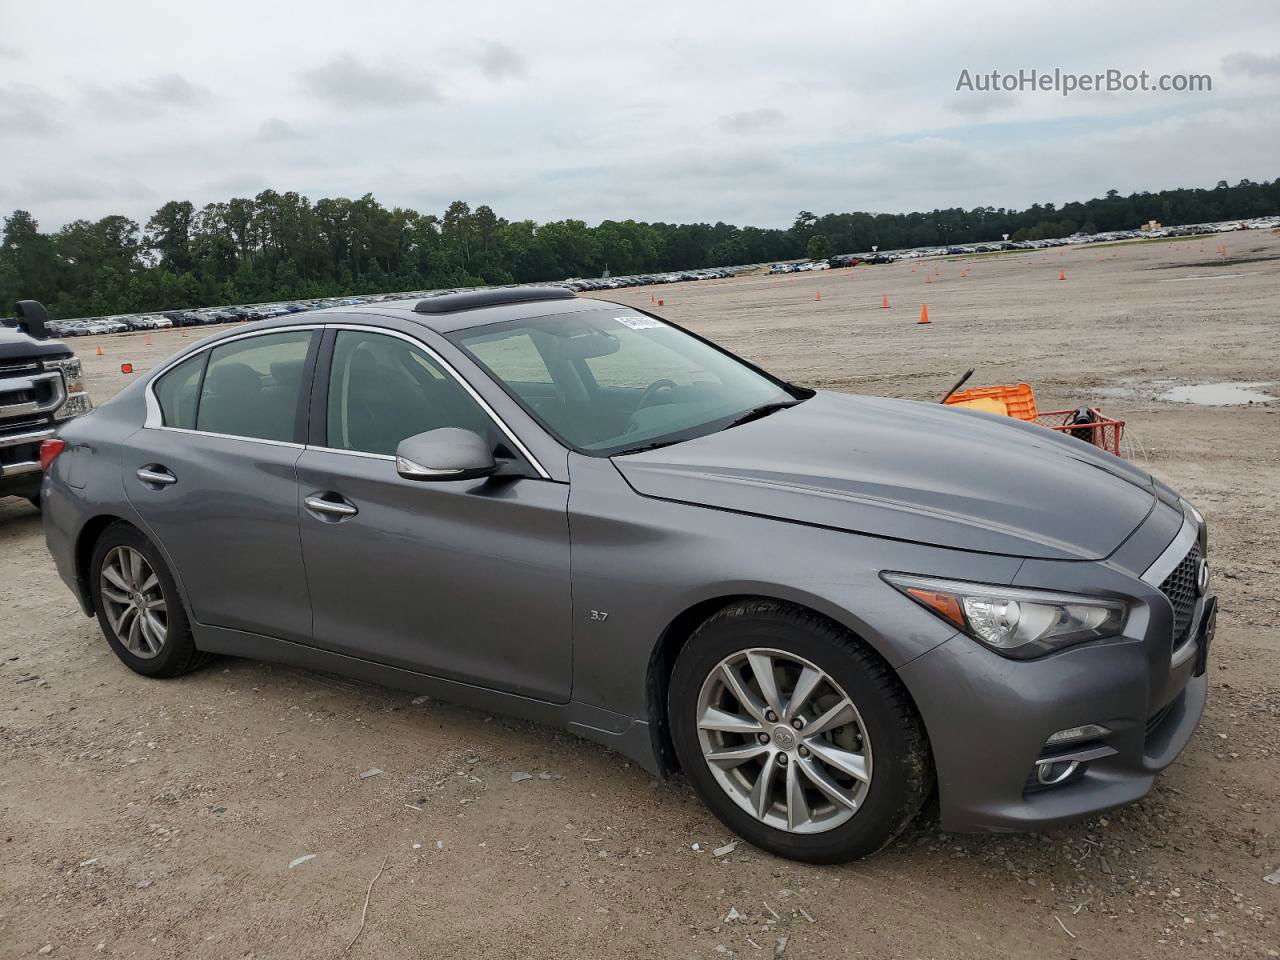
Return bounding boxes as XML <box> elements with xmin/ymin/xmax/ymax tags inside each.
<box><xmin>322</xmin><ymin>323</ymin><xmax>550</xmax><ymax>480</ymax></box>
<box><xmin>148</xmin><ymin>425</ymin><xmax>305</xmax><ymax>450</ymax></box>
<box><xmin>1140</xmin><ymin>513</ymin><xmax>1198</xmax><ymax>587</ymax></box>
<box><xmin>306</xmin><ymin>445</ymin><xmax>394</xmax><ymax>462</ymax></box>
<box><xmin>140</xmin><ymin>321</ymin><xmax>550</xmax><ymax>480</ymax></box>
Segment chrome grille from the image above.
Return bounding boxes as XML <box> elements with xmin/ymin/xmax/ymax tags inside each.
<box><xmin>1159</xmin><ymin>542</ymin><xmax>1201</xmax><ymax>645</ymax></box>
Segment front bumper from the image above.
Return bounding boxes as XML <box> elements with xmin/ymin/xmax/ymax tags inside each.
<box><xmin>898</xmin><ymin>507</ymin><xmax>1214</xmax><ymax>833</ymax></box>
<box><xmin>0</xmin><ymin>426</ymin><xmax>54</xmax><ymax>497</ymax></box>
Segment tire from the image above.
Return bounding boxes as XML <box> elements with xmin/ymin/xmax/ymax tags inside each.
<box><xmin>26</xmin><ymin>495</ymin><xmax>41</xmax><ymax>512</ymax></box>
<box><xmin>89</xmin><ymin>522</ymin><xmax>211</xmax><ymax>678</ymax></box>
<box><xmin>668</xmin><ymin>600</ymin><xmax>932</xmax><ymax>863</ymax></box>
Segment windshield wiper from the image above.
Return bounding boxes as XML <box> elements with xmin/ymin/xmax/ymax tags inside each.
<box><xmin>726</xmin><ymin>399</ymin><xmax>802</xmax><ymax>429</ymax></box>
<box><xmin>611</xmin><ymin>438</ymin><xmax>684</xmax><ymax>457</ymax></box>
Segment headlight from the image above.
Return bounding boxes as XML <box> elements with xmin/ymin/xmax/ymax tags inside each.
<box><xmin>45</xmin><ymin>356</ymin><xmax>84</xmax><ymax>393</ymax></box>
<box><xmin>882</xmin><ymin>573</ymin><xmax>1127</xmax><ymax>659</ymax></box>
<box><xmin>45</xmin><ymin>357</ymin><xmax>93</xmax><ymax>420</ymax></box>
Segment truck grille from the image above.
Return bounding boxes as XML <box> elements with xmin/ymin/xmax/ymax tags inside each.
<box><xmin>1159</xmin><ymin>543</ymin><xmax>1201</xmax><ymax>645</ymax></box>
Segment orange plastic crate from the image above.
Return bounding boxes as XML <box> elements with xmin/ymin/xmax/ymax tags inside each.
<box><xmin>944</xmin><ymin>383</ymin><xmax>1039</xmax><ymax>421</ymax></box>
<box><xmin>945</xmin><ymin>384</ymin><xmax>1126</xmax><ymax>456</ymax></box>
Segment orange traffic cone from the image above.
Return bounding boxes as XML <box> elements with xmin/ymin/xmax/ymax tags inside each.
<box><xmin>918</xmin><ymin>304</ymin><xmax>930</xmax><ymax>325</ymax></box>
<box><xmin>1058</xmin><ymin>270</ymin><xmax>1066</xmax><ymax>281</ymax></box>
<box><xmin>815</xmin><ymin>291</ymin><xmax>822</xmax><ymax>301</ymax></box>
<box><xmin>880</xmin><ymin>293</ymin><xmax>890</xmax><ymax>309</ymax></box>
<box><xmin>144</xmin><ymin>333</ymin><xmax>153</xmax><ymax>346</ymax></box>
<box><xmin>95</xmin><ymin>344</ymin><xmax>104</xmax><ymax>356</ymax></box>
<box><xmin>926</xmin><ymin>274</ymin><xmax>932</xmax><ymax>284</ymax></box>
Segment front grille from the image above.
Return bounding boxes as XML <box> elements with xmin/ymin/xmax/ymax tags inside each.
<box><xmin>1159</xmin><ymin>543</ymin><xmax>1201</xmax><ymax>645</ymax></box>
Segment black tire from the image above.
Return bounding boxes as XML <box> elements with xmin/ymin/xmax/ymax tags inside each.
<box><xmin>668</xmin><ymin>600</ymin><xmax>932</xmax><ymax>863</ymax></box>
<box><xmin>89</xmin><ymin>522</ymin><xmax>211</xmax><ymax>678</ymax></box>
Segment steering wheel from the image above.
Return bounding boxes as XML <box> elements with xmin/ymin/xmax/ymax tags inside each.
<box><xmin>635</xmin><ymin>378</ymin><xmax>678</xmax><ymax>411</ymax></box>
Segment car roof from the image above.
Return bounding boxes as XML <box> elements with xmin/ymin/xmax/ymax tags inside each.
<box><xmin>331</xmin><ymin>293</ymin><xmax>618</xmax><ymax>335</ymax></box>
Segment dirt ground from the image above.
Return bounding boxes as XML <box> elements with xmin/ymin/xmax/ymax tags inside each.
<box><xmin>2</xmin><ymin>233</ymin><xmax>1278</xmax><ymax>960</ymax></box>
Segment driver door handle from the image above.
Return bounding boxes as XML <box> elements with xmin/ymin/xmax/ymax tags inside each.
<box><xmin>304</xmin><ymin>494</ymin><xmax>358</xmax><ymax>519</ymax></box>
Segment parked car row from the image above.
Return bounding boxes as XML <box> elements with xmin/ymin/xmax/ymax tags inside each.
<box><xmin>39</xmin><ymin>215</ymin><xmax>1276</xmax><ymax>340</ymax></box>
<box><xmin>560</xmin><ymin>267</ymin><xmax>744</xmax><ymax>292</ymax></box>
<box><xmin>830</xmin><ymin>215</ymin><xmax>1280</xmax><ymax>266</ymax></box>
<box><xmin>42</xmin><ymin>268</ymin><xmax>753</xmax><ymax>340</ymax></box>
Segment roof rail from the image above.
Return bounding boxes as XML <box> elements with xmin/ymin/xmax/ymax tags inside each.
<box><xmin>413</xmin><ymin>286</ymin><xmax>575</xmax><ymax>314</ymax></box>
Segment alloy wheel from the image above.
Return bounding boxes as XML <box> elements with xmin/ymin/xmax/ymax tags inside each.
<box><xmin>695</xmin><ymin>647</ymin><xmax>873</xmax><ymax>834</ymax></box>
<box><xmin>99</xmin><ymin>545</ymin><xmax>168</xmax><ymax>659</ymax></box>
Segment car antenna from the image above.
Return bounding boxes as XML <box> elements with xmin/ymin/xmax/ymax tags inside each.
<box><xmin>939</xmin><ymin>367</ymin><xmax>975</xmax><ymax>403</ymax></box>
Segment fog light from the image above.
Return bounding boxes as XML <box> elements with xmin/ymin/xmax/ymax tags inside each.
<box><xmin>1045</xmin><ymin>723</ymin><xmax>1109</xmax><ymax>746</ymax></box>
<box><xmin>1035</xmin><ymin>759</ymin><xmax>1081</xmax><ymax>786</ymax></box>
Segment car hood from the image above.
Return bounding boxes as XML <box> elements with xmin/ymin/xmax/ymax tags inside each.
<box><xmin>612</xmin><ymin>391</ymin><xmax>1156</xmax><ymax>561</ymax></box>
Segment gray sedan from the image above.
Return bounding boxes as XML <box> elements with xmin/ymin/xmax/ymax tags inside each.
<box><xmin>40</xmin><ymin>287</ymin><xmax>1215</xmax><ymax>862</ymax></box>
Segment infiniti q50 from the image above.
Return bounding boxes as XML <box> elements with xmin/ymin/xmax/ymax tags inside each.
<box><xmin>41</xmin><ymin>287</ymin><xmax>1215</xmax><ymax>862</ymax></box>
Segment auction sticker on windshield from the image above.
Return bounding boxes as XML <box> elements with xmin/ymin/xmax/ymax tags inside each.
<box><xmin>614</xmin><ymin>315</ymin><xmax>664</xmax><ymax>329</ymax></box>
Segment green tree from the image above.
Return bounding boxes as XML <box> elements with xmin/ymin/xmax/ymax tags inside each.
<box><xmin>806</xmin><ymin>234</ymin><xmax>831</xmax><ymax>260</ymax></box>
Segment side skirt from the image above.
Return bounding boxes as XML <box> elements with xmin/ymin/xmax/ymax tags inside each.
<box><xmin>193</xmin><ymin>624</ymin><xmax>662</xmax><ymax>776</ymax></box>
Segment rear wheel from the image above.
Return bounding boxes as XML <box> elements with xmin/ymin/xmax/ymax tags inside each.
<box><xmin>669</xmin><ymin>601</ymin><xmax>932</xmax><ymax>863</ymax></box>
<box><xmin>89</xmin><ymin>523</ymin><xmax>210</xmax><ymax>677</ymax></box>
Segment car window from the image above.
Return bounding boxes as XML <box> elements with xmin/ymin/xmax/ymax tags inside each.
<box><xmin>452</xmin><ymin>309</ymin><xmax>794</xmax><ymax>455</ymax></box>
<box><xmin>326</xmin><ymin>330</ymin><xmax>491</xmax><ymax>457</ymax></box>
<box><xmin>153</xmin><ymin>352</ymin><xmax>207</xmax><ymax>429</ymax></box>
<box><xmin>465</xmin><ymin>331</ymin><xmax>555</xmax><ymax>386</ymax></box>
<box><xmin>195</xmin><ymin>330</ymin><xmax>313</xmax><ymax>442</ymax></box>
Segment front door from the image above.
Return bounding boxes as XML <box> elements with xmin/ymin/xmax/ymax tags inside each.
<box><xmin>295</xmin><ymin>327</ymin><xmax>572</xmax><ymax>702</ymax></box>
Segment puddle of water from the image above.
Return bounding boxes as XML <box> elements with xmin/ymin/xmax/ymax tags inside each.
<box><xmin>1094</xmin><ymin>380</ymin><xmax>1276</xmax><ymax>406</ymax></box>
<box><xmin>1159</xmin><ymin>382</ymin><xmax>1276</xmax><ymax>406</ymax></box>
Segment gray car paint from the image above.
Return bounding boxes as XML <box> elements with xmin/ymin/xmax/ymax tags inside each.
<box><xmin>41</xmin><ymin>298</ymin><xmax>1212</xmax><ymax>833</ymax></box>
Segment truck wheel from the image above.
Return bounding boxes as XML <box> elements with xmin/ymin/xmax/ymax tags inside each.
<box><xmin>89</xmin><ymin>523</ymin><xmax>210</xmax><ymax>678</ymax></box>
<box><xmin>668</xmin><ymin>601</ymin><xmax>932</xmax><ymax>863</ymax></box>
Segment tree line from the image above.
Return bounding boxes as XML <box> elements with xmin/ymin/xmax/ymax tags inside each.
<box><xmin>1</xmin><ymin>178</ymin><xmax>1277</xmax><ymax>319</ymax></box>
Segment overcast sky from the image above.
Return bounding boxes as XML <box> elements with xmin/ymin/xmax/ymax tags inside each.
<box><xmin>1</xmin><ymin>0</ymin><xmax>1277</xmax><ymax>231</ymax></box>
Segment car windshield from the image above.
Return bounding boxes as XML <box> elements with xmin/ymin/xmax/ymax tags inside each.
<box><xmin>450</xmin><ymin>308</ymin><xmax>801</xmax><ymax>456</ymax></box>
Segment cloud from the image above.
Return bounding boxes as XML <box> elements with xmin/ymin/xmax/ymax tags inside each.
<box><xmin>257</xmin><ymin>117</ymin><xmax>303</xmax><ymax>142</ymax></box>
<box><xmin>468</xmin><ymin>40</ymin><xmax>527</xmax><ymax>81</ymax></box>
<box><xmin>0</xmin><ymin>83</ymin><xmax>61</xmax><ymax>135</ymax></box>
<box><xmin>1221</xmin><ymin>51</ymin><xmax>1280</xmax><ymax>77</ymax></box>
<box><xmin>949</xmin><ymin>91</ymin><xmax>1018</xmax><ymax>116</ymax></box>
<box><xmin>719</xmin><ymin>108</ymin><xmax>785</xmax><ymax>134</ymax></box>
<box><xmin>83</xmin><ymin>73</ymin><xmax>212</xmax><ymax>118</ymax></box>
<box><xmin>300</xmin><ymin>55</ymin><xmax>441</xmax><ymax>108</ymax></box>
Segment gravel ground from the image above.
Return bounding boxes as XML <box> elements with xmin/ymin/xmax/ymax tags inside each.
<box><xmin>2</xmin><ymin>233</ymin><xmax>1277</xmax><ymax>959</ymax></box>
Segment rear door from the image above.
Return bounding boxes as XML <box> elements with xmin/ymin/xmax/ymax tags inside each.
<box><xmin>294</xmin><ymin>325</ymin><xmax>572</xmax><ymax>702</ymax></box>
<box><xmin>125</xmin><ymin>328</ymin><xmax>318</xmax><ymax>644</ymax></box>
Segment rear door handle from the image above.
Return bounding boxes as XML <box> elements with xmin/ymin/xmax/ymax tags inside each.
<box><xmin>304</xmin><ymin>494</ymin><xmax>358</xmax><ymax>519</ymax></box>
<box><xmin>136</xmin><ymin>466</ymin><xmax>177</xmax><ymax>487</ymax></box>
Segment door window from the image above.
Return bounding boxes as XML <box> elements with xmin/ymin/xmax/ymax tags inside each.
<box><xmin>195</xmin><ymin>330</ymin><xmax>313</xmax><ymax>442</ymax></box>
<box><xmin>326</xmin><ymin>330</ymin><xmax>491</xmax><ymax>457</ymax></box>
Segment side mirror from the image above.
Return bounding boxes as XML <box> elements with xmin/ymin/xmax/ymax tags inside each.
<box><xmin>395</xmin><ymin>428</ymin><xmax>497</xmax><ymax>482</ymax></box>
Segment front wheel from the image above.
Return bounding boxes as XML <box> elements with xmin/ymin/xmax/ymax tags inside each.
<box><xmin>668</xmin><ymin>601</ymin><xmax>932</xmax><ymax>863</ymax></box>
